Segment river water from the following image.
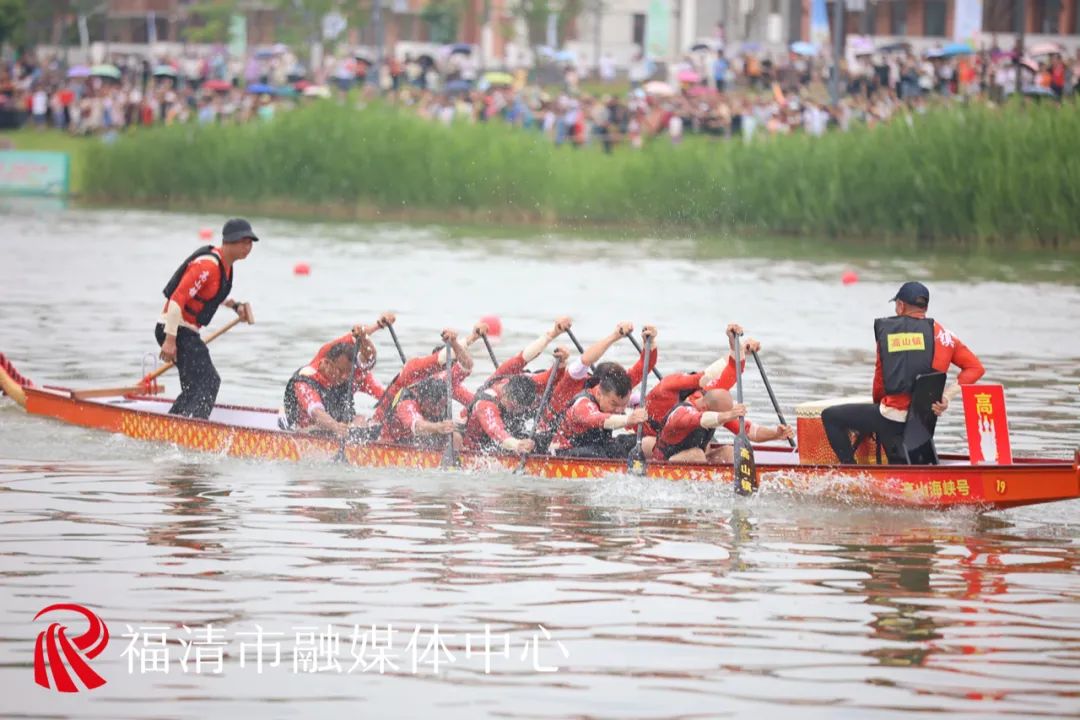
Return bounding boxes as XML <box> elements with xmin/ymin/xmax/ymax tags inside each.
<box><xmin>1</xmin><ymin>204</ymin><xmax>1078</xmax><ymax>719</ymax></box>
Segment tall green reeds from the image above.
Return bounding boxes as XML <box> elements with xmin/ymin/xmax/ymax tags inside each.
<box><xmin>83</xmin><ymin>100</ymin><xmax>1080</xmax><ymax>247</ymax></box>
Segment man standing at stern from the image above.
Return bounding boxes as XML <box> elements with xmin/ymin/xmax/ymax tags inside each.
<box><xmin>155</xmin><ymin>218</ymin><xmax>258</xmax><ymax>418</ymax></box>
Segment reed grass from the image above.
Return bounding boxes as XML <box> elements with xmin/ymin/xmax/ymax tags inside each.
<box><xmin>81</xmin><ymin>100</ymin><xmax>1080</xmax><ymax>248</ymax></box>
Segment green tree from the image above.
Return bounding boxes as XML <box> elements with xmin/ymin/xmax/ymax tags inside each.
<box><xmin>0</xmin><ymin>0</ymin><xmax>28</xmax><ymax>49</ymax></box>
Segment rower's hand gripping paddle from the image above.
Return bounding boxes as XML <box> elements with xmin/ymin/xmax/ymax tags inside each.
<box><xmin>731</xmin><ymin>330</ymin><xmax>758</xmax><ymax>496</ymax></box>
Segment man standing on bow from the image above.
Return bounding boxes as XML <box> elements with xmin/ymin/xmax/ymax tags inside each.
<box><xmin>156</xmin><ymin>218</ymin><xmax>257</xmax><ymax>418</ymax></box>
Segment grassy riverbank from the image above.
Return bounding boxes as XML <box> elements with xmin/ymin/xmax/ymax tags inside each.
<box><xmin>71</xmin><ymin>101</ymin><xmax>1080</xmax><ymax>248</ymax></box>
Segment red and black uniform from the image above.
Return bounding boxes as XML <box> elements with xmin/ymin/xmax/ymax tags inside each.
<box><xmin>377</xmin><ymin>377</ymin><xmax>454</xmax><ymax>448</ymax></box>
<box><xmin>154</xmin><ymin>246</ymin><xmax>233</xmax><ymax>419</ymax></box>
<box><xmin>539</xmin><ymin>345</ymin><xmax>657</xmax><ymax>443</ymax></box>
<box><xmin>643</xmin><ymin>357</ymin><xmax>741</xmax><ymax>436</ymax></box>
<box><xmin>282</xmin><ymin>367</ymin><xmax>352</xmax><ymax>431</ymax></box>
<box><xmin>309</xmin><ymin>333</ymin><xmax>385</xmax><ymax>401</ymax></box>
<box><xmin>652</xmin><ymin>402</ymin><xmax>753</xmax><ymax>461</ymax></box>
<box><xmin>462</xmin><ymin>352</ymin><xmax>562</xmax><ymax>454</ymax></box>
<box><xmin>548</xmin><ymin>388</ymin><xmax>639</xmax><ymax>459</ymax></box>
<box><xmin>823</xmin><ymin>315</ymin><xmax>984</xmax><ymax>464</ymax></box>
<box><xmin>374</xmin><ymin>352</ymin><xmax>472</xmax><ymax>423</ymax></box>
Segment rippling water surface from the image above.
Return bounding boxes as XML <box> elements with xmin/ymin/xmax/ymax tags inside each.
<box><xmin>1</xmin><ymin>205</ymin><xmax>1078</xmax><ymax>719</ymax></box>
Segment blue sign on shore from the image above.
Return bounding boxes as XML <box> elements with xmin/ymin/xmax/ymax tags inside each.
<box><xmin>0</xmin><ymin>151</ymin><xmax>70</xmax><ymax>196</ymax></box>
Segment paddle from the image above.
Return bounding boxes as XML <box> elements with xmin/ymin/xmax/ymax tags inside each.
<box><xmin>73</xmin><ymin>316</ymin><xmax>245</xmax><ymax>400</ymax></box>
<box><xmin>731</xmin><ymin>330</ymin><xmax>757</xmax><ymax>496</ymax></box>
<box><xmin>516</xmin><ymin>355</ymin><xmax>561</xmax><ymax>474</ymax></box>
<box><xmin>480</xmin><ymin>333</ymin><xmax>499</xmax><ymax>370</ymax></box>
<box><xmin>750</xmin><ymin>349</ymin><xmax>796</xmax><ymax>449</ymax></box>
<box><xmin>441</xmin><ymin>340</ymin><xmax>456</xmax><ymax>468</ymax></box>
<box><xmin>627</xmin><ymin>335</ymin><xmax>653</xmax><ymax>476</ymax></box>
<box><xmin>334</xmin><ymin>333</ymin><xmax>364</xmax><ymax>462</ymax></box>
<box><xmin>385</xmin><ymin>322</ymin><xmax>407</xmax><ymax>365</ymax></box>
<box><xmin>625</xmin><ymin>333</ymin><xmax>663</xmax><ymax>381</ymax></box>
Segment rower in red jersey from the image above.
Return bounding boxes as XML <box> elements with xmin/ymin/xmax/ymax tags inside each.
<box><xmin>279</xmin><ymin>313</ymin><xmax>396</xmax><ymax>437</ymax></box>
<box><xmin>548</xmin><ymin>364</ymin><xmax>648</xmax><ymax>458</ymax></box>
<box><xmin>463</xmin><ymin>317</ymin><xmax>573</xmax><ymax>455</ymax></box>
<box><xmin>653</xmin><ymin>388</ymin><xmax>793</xmax><ymax>464</ymax></box>
<box><xmin>374</xmin><ymin>326</ymin><xmax>477</xmax><ymax>424</ymax></box>
<box><xmin>539</xmin><ymin>321</ymin><xmax>658</xmax><ymax>452</ymax></box>
<box><xmin>643</xmin><ymin>323</ymin><xmax>756</xmax><ymax>435</ymax></box>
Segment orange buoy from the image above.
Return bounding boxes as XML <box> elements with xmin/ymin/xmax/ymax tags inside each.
<box><xmin>479</xmin><ymin>315</ymin><xmax>502</xmax><ymax>338</ymax></box>
<box><xmin>841</xmin><ymin>270</ymin><xmax>859</xmax><ymax>285</ymax></box>
<box><xmin>198</xmin><ymin>228</ymin><xmax>213</xmax><ymax>240</ymax></box>
<box><xmin>293</xmin><ymin>262</ymin><xmax>311</xmax><ymax>276</ymax></box>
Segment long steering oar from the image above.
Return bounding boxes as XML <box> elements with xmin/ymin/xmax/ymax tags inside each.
<box><xmin>72</xmin><ymin>316</ymin><xmax>245</xmax><ymax>401</ymax></box>
<box><xmin>441</xmin><ymin>340</ymin><xmax>457</xmax><ymax>468</ymax></box>
<box><xmin>627</xmin><ymin>335</ymin><xmax>653</xmax><ymax>475</ymax></box>
<box><xmin>334</xmin><ymin>333</ymin><xmax>364</xmax><ymax>462</ymax></box>
<box><xmin>516</xmin><ymin>355</ymin><xmax>560</xmax><ymax>474</ymax></box>
<box><xmin>625</xmin><ymin>333</ymin><xmax>663</xmax><ymax>381</ymax></box>
<box><xmin>386</xmin><ymin>322</ymin><xmax>407</xmax><ymax>365</ymax></box>
<box><xmin>731</xmin><ymin>331</ymin><xmax>757</xmax><ymax>496</ymax></box>
<box><xmin>751</xmin><ymin>349</ymin><xmax>796</xmax><ymax>449</ymax></box>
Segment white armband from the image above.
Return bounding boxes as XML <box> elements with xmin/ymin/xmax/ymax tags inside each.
<box><xmin>944</xmin><ymin>383</ymin><xmax>962</xmax><ymax>401</ymax></box>
<box><xmin>700</xmin><ymin>411</ymin><xmax>722</xmax><ymax>428</ymax></box>
<box><xmin>163</xmin><ymin>300</ymin><xmax>183</xmax><ymax>336</ymax></box>
<box><xmin>521</xmin><ymin>333</ymin><xmax>550</xmax><ymax>363</ymax></box>
<box><xmin>701</xmin><ymin>356</ymin><xmax>728</xmax><ymax>386</ymax></box>
<box><xmin>567</xmin><ymin>359</ymin><xmax>590</xmax><ymax>381</ymax></box>
<box><xmin>603</xmin><ymin>414</ymin><xmax>629</xmax><ymax>430</ymax></box>
<box><xmin>499</xmin><ymin>437</ymin><xmax>520</xmax><ymax>451</ymax></box>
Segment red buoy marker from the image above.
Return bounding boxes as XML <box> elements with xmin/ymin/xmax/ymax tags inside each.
<box><xmin>479</xmin><ymin>315</ymin><xmax>502</xmax><ymax>339</ymax></box>
<box><xmin>199</xmin><ymin>228</ymin><xmax>213</xmax><ymax>240</ymax></box>
<box><xmin>841</xmin><ymin>270</ymin><xmax>859</xmax><ymax>285</ymax></box>
<box><xmin>293</xmin><ymin>262</ymin><xmax>311</xmax><ymax>276</ymax></box>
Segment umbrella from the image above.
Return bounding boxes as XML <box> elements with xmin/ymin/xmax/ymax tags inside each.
<box><xmin>303</xmin><ymin>85</ymin><xmax>331</xmax><ymax>98</ymax></box>
<box><xmin>417</xmin><ymin>54</ymin><xmax>436</xmax><ymax>68</ymax></box>
<box><xmin>90</xmin><ymin>64</ymin><xmax>121</xmax><ymax>80</ymax></box>
<box><xmin>286</xmin><ymin>65</ymin><xmax>307</xmax><ymax>82</ymax></box>
<box><xmin>270</xmin><ymin>85</ymin><xmax>297</xmax><ymax>97</ymax></box>
<box><xmin>448</xmin><ymin>43</ymin><xmax>472</xmax><ymax>55</ymax></box>
<box><xmin>66</xmin><ymin>65</ymin><xmax>91</xmax><ymax>78</ymax></box>
<box><xmin>790</xmin><ymin>41</ymin><xmax>818</xmax><ymax>57</ymax></box>
<box><xmin>740</xmin><ymin>41</ymin><xmax>762</xmax><ymax>53</ymax></box>
<box><xmin>677</xmin><ymin>69</ymin><xmax>701</xmax><ymax>83</ymax></box>
<box><xmin>153</xmin><ymin>65</ymin><xmax>177</xmax><ymax>77</ymax></box>
<box><xmin>245</xmin><ymin>83</ymin><xmax>273</xmax><ymax>94</ymax></box>
<box><xmin>1022</xmin><ymin>86</ymin><xmax>1056</xmax><ymax>97</ymax></box>
<box><xmin>354</xmin><ymin>52</ymin><xmax>374</xmax><ymax>65</ymax></box>
<box><xmin>1012</xmin><ymin>57</ymin><xmax>1039</xmax><ymax>73</ymax></box>
<box><xmin>203</xmin><ymin>79</ymin><xmax>232</xmax><ymax>91</ymax></box>
<box><xmin>940</xmin><ymin>42</ymin><xmax>974</xmax><ymax>57</ymax></box>
<box><xmin>643</xmin><ymin>80</ymin><xmax>674</xmax><ymax>96</ymax></box>
<box><xmin>878</xmin><ymin>41</ymin><xmax>912</xmax><ymax>54</ymax></box>
<box><xmin>482</xmin><ymin>71</ymin><xmax>513</xmax><ymax>86</ymax></box>
<box><xmin>445</xmin><ymin>79</ymin><xmax>472</xmax><ymax>93</ymax></box>
<box><xmin>690</xmin><ymin>41</ymin><xmax>718</xmax><ymax>52</ymax></box>
<box><xmin>1029</xmin><ymin>42</ymin><xmax>1064</xmax><ymax>57</ymax></box>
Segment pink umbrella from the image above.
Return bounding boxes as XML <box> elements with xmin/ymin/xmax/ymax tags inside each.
<box><xmin>1029</xmin><ymin>42</ymin><xmax>1064</xmax><ymax>57</ymax></box>
<box><xmin>677</xmin><ymin>69</ymin><xmax>701</xmax><ymax>83</ymax></box>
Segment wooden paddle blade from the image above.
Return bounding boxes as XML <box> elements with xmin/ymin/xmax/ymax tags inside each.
<box><xmin>734</xmin><ymin>434</ymin><xmax>758</xmax><ymax>496</ymax></box>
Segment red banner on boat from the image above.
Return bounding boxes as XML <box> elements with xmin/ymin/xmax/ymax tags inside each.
<box><xmin>962</xmin><ymin>385</ymin><xmax>1012</xmax><ymax>465</ymax></box>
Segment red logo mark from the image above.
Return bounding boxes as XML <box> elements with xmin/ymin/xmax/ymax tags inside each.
<box><xmin>33</xmin><ymin>604</ymin><xmax>110</xmax><ymax>692</ymax></box>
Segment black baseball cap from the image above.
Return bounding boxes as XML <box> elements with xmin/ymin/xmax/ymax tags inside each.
<box><xmin>890</xmin><ymin>281</ymin><xmax>929</xmax><ymax>308</ymax></box>
<box><xmin>222</xmin><ymin>218</ymin><xmax>259</xmax><ymax>243</ymax></box>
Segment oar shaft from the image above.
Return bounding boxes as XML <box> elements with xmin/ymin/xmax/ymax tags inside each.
<box><xmin>751</xmin><ymin>350</ymin><xmax>796</xmax><ymax>448</ymax></box>
<box><xmin>565</xmin><ymin>328</ymin><xmax>585</xmax><ymax>355</ymax></box>
<box><xmin>481</xmin><ymin>334</ymin><xmax>499</xmax><ymax>370</ymax></box>
<box><xmin>335</xmin><ymin>334</ymin><xmax>364</xmax><ymax>462</ymax></box>
<box><xmin>386</xmin><ymin>324</ymin><xmax>407</xmax><ymax>365</ymax></box>
<box><xmin>733</xmin><ymin>334</ymin><xmax>745</xmax><ymax>434</ymax></box>
<box><xmin>144</xmin><ymin>316</ymin><xmax>243</xmax><ymax>382</ymax></box>
<box><xmin>629</xmin><ymin>336</ymin><xmax>653</xmax><ymax>474</ymax></box>
<box><xmin>517</xmin><ymin>356</ymin><xmax>560</xmax><ymax>473</ymax></box>
<box><xmin>442</xmin><ymin>340</ymin><xmax>456</xmax><ymax>467</ymax></box>
<box><xmin>625</xmin><ymin>333</ymin><xmax>663</xmax><ymax>380</ymax></box>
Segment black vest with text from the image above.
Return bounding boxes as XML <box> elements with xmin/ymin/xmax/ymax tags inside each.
<box><xmin>874</xmin><ymin>316</ymin><xmax>935</xmax><ymax>396</ymax></box>
<box><xmin>283</xmin><ymin>370</ymin><xmax>354</xmax><ymax>428</ymax></box>
<box><xmin>162</xmin><ymin>245</ymin><xmax>233</xmax><ymax>327</ymax></box>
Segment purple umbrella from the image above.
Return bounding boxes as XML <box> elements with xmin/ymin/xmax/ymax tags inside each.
<box><xmin>67</xmin><ymin>65</ymin><xmax>91</xmax><ymax>78</ymax></box>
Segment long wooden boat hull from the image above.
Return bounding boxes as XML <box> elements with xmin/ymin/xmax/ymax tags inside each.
<box><xmin>20</xmin><ymin>386</ymin><xmax>1080</xmax><ymax>512</ymax></box>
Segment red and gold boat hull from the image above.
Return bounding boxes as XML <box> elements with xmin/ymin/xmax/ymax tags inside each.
<box><xmin>20</xmin><ymin>386</ymin><xmax>1080</xmax><ymax>512</ymax></box>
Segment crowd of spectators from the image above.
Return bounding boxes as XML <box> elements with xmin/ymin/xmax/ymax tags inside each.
<box><xmin>1</xmin><ymin>40</ymin><xmax>1077</xmax><ymax>151</ymax></box>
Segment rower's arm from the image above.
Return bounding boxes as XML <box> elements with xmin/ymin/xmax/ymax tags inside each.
<box><xmin>311</xmin><ymin>407</ymin><xmax>348</xmax><ymax>437</ymax></box>
<box><xmin>580</xmin><ymin>322</ymin><xmax>632</xmax><ymax>367</ymax></box>
<box><xmin>947</xmin><ymin>340</ymin><xmax>985</xmax><ymax>400</ymax></box>
<box><xmin>450</xmin><ymin>335</ymin><xmax>473</xmax><ymax>373</ymax></box>
<box><xmin>522</xmin><ymin>316</ymin><xmax>572</xmax><ymax>363</ymax></box>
